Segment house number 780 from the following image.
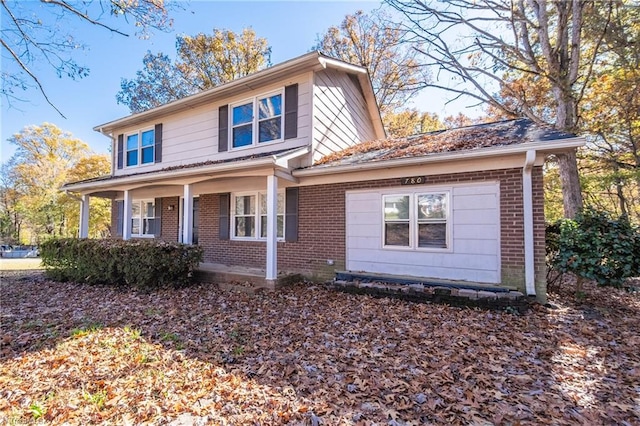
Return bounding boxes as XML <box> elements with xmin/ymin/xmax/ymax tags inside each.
<box><xmin>401</xmin><ymin>176</ymin><xmax>425</xmax><ymax>185</ymax></box>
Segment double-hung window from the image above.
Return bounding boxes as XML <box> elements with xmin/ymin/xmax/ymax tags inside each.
<box><xmin>233</xmin><ymin>191</ymin><xmax>284</xmax><ymax>239</ymax></box>
<box><xmin>126</xmin><ymin>129</ymin><xmax>155</xmax><ymax>167</ymax></box>
<box><xmin>231</xmin><ymin>91</ymin><xmax>283</xmax><ymax>149</ymax></box>
<box><xmin>383</xmin><ymin>191</ymin><xmax>449</xmax><ymax>250</ymax></box>
<box><xmin>131</xmin><ymin>200</ymin><xmax>156</xmax><ymax>237</ymax></box>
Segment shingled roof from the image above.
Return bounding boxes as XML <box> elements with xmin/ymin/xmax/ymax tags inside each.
<box><xmin>313</xmin><ymin>118</ymin><xmax>576</xmax><ymax>168</ymax></box>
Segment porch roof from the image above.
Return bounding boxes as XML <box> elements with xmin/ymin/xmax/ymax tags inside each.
<box><xmin>62</xmin><ymin>147</ymin><xmax>308</xmax><ymax>194</ymax></box>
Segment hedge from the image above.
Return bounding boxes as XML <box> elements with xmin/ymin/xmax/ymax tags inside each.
<box><xmin>546</xmin><ymin>208</ymin><xmax>640</xmax><ymax>289</ymax></box>
<box><xmin>40</xmin><ymin>239</ymin><xmax>204</xmax><ymax>290</ymax></box>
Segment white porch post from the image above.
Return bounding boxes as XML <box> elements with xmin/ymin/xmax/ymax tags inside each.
<box><xmin>183</xmin><ymin>184</ymin><xmax>194</xmax><ymax>245</ymax></box>
<box><xmin>123</xmin><ymin>190</ymin><xmax>132</xmax><ymax>240</ymax></box>
<box><xmin>79</xmin><ymin>195</ymin><xmax>90</xmax><ymax>238</ymax></box>
<box><xmin>266</xmin><ymin>174</ymin><xmax>278</xmax><ymax>281</ymax></box>
<box><xmin>522</xmin><ymin>150</ymin><xmax>537</xmax><ymax>297</ymax></box>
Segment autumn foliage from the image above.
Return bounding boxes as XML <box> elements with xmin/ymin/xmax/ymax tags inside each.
<box><xmin>39</xmin><ymin>239</ymin><xmax>203</xmax><ymax>290</ymax></box>
<box><xmin>1</xmin><ymin>273</ymin><xmax>639</xmax><ymax>424</ymax></box>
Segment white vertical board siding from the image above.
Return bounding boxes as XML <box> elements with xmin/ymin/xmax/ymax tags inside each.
<box><xmin>113</xmin><ymin>74</ymin><xmax>312</xmax><ymax>176</ymax></box>
<box><xmin>312</xmin><ymin>69</ymin><xmax>377</xmax><ymax>163</ymax></box>
<box><xmin>346</xmin><ymin>182</ymin><xmax>501</xmax><ymax>283</ymax></box>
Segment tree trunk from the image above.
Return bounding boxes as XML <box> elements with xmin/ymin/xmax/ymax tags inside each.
<box><xmin>555</xmin><ymin>83</ymin><xmax>583</xmax><ymax>218</ymax></box>
<box><xmin>556</xmin><ymin>150</ymin><xmax>583</xmax><ymax>219</ymax></box>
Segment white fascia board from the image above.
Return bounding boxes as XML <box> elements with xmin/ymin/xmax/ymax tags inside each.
<box><xmin>318</xmin><ymin>56</ymin><xmax>368</xmax><ymax>75</ymax></box>
<box><xmin>64</xmin><ymin>147</ymin><xmax>310</xmax><ymax>193</ymax></box>
<box><xmin>63</xmin><ymin>157</ymin><xmax>277</xmax><ymax>193</ymax></box>
<box><xmin>293</xmin><ymin>137</ymin><xmax>586</xmax><ymax>177</ymax></box>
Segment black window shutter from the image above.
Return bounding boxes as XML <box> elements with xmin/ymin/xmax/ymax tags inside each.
<box><xmin>218</xmin><ymin>105</ymin><xmax>229</xmax><ymax>152</ymax></box>
<box><xmin>117</xmin><ymin>135</ymin><xmax>124</xmax><ymax>169</ymax></box>
<box><xmin>154</xmin><ymin>123</ymin><xmax>163</xmax><ymax>163</ymax></box>
<box><xmin>219</xmin><ymin>193</ymin><xmax>230</xmax><ymax>240</ymax></box>
<box><xmin>284</xmin><ymin>84</ymin><xmax>298</xmax><ymax>140</ymax></box>
<box><xmin>154</xmin><ymin>197</ymin><xmax>162</xmax><ymax>237</ymax></box>
<box><xmin>115</xmin><ymin>200</ymin><xmax>124</xmax><ymax>237</ymax></box>
<box><xmin>285</xmin><ymin>187</ymin><xmax>299</xmax><ymax>242</ymax></box>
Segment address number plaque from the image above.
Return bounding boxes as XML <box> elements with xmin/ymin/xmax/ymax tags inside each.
<box><xmin>401</xmin><ymin>176</ymin><xmax>426</xmax><ymax>185</ymax></box>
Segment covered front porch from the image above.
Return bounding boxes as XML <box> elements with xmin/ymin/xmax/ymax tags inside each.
<box><xmin>65</xmin><ymin>148</ymin><xmax>309</xmax><ymax>285</ymax></box>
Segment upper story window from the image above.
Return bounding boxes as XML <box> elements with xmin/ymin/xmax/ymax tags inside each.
<box><xmin>231</xmin><ymin>91</ymin><xmax>283</xmax><ymax>149</ymax></box>
<box><xmin>117</xmin><ymin>124</ymin><xmax>162</xmax><ymax>171</ymax></box>
<box><xmin>232</xmin><ymin>191</ymin><xmax>284</xmax><ymax>240</ymax></box>
<box><xmin>126</xmin><ymin>129</ymin><xmax>155</xmax><ymax>167</ymax></box>
<box><xmin>383</xmin><ymin>191</ymin><xmax>450</xmax><ymax>250</ymax></box>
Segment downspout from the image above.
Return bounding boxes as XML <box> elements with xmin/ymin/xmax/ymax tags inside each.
<box><xmin>522</xmin><ymin>150</ymin><xmax>537</xmax><ymax>297</ymax></box>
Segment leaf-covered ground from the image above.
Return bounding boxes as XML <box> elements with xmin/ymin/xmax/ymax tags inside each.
<box><xmin>1</xmin><ymin>271</ymin><xmax>639</xmax><ymax>425</ymax></box>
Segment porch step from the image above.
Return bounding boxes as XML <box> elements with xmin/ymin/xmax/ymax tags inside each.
<box><xmin>335</xmin><ymin>271</ymin><xmax>511</xmax><ymax>292</ymax></box>
<box><xmin>195</xmin><ymin>263</ymin><xmax>303</xmax><ymax>292</ymax></box>
<box><xmin>331</xmin><ymin>272</ymin><xmax>529</xmax><ymax>312</ymax></box>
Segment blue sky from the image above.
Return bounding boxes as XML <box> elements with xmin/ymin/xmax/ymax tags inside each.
<box><xmin>1</xmin><ymin>0</ymin><xmax>471</xmax><ymax>162</ymax></box>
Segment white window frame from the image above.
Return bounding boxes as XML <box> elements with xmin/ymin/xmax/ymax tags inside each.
<box><xmin>229</xmin><ymin>89</ymin><xmax>284</xmax><ymax>150</ymax></box>
<box><xmin>131</xmin><ymin>199</ymin><xmax>156</xmax><ymax>238</ymax></box>
<box><xmin>125</xmin><ymin>127</ymin><xmax>155</xmax><ymax>168</ymax></box>
<box><xmin>382</xmin><ymin>190</ymin><xmax>451</xmax><ymax>252</ymax></box>
<box><xmin>231</xmin><ymin>190</ymin><xmax>285</xmax><ymax>241</ymax></box>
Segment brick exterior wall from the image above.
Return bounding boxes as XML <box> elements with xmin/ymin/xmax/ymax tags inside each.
<box><xmin>122</xmin><ymin>166</ymin><xmax>546</xmax><ymax>296</ymax></box>
<box><xmin>160</xmin><ymin>197</ymin><xmax>180</xmax><ymax>242</ymax></box>
<box><xmin>110</xmin><ymin>202</ymin><xmax>118</xmax><ymax>238</ymax></box>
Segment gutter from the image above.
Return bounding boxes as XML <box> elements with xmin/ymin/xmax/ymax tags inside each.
<box><xmin>522</xmin><ymin>150</ymin><xmax>537</xmax><ymax>297</ymax></box>
<box><xmin>293</xmin><ymin>137</ymin><xmax>585</xmax><ymax>177</ymax></box>
<box><xmin>62</xmin><ymin>147</ymin><xmax>310</xmax><ymax>193</ymax></box>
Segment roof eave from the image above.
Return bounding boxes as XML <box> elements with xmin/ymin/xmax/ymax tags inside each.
<box><xmin>62</xmin><ymin>146</ymin><xmax>311</xmax><ymax>193</ymax></box>
<box><xmin>293</xmin><ymin>137</ymin><xmax>586</xmax><ymax>177</ymax></box>
<box><xmin>63</xmin><ymin>157</ymin><xmax>276</xmax><ymax>192</ymax></box>
<box><xmin>94</xmin><ymin>51</ymin><xmax>373</xmax><ymax>134</ymax></box>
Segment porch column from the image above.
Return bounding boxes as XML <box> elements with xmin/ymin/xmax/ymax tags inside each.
<box><xmin>183</xmin><ymin>184</ymin><xmax>194</xmax><ymax>245</ymax></box>
<box><xmin>266</xmin><ymin>174</ymin><xmax>278</xmax><ymax>281</ymax></box>
<box><xmin>123</xmin><ymin>190</ymin><xmax>132</xmax><ymax>240</ymax></box>
<box><xmin>79</xmin><ymin>195</ymin><xmax>90</xmax><ymax>238</ymax></box>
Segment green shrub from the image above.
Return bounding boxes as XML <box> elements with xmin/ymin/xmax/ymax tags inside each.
<box><xmin>547</xmin><ymin>208</ymin><xmax>640</xmax><ymax>289</ymax></box>
<box><xmin>40</xmin><ymin>239</ymin><xmax>203</xmax><ymax>290</ymax></box>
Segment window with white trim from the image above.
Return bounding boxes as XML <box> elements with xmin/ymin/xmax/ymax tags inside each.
<box><xmin>126</xmin><ymin>128</ymin><xmax>154</xmax><ymax>167</ymax></box>
<box><xmin>232</xmin><ymin>191</ymin><xmax>284</xmax><ymax>239</ymax></box>
<box><xmin>231</xmin><ymin>91</ymin><xmax>283</xmax><ymax>149</ymax></box>
<box><xmin>383</xmin><ymin>191</ymin><xmax>449</xmax><ymax>249</ymax></box>
<box><xmin>131</xmin><ymin>200</ymin><xmax>156</xmax><ymax>237</ymax></box>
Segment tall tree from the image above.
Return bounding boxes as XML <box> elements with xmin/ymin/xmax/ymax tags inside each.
<box><xmin>1</xmin><ymin>0</ymin><xmax>174</xmax><ymax>116</ymax></box>
<box><xmin>3</xmin><ymin>123</ymin><xmax>110</xmax><ymax>242</ymax></box>
<box><xmin>579</xmin><ymin>1</ymin><xmax>640</xmax><ymax>222</ymax></box>
<box><xmin>117</xmin><ymin>28</ymin><xmax>271</xmax><ymax>113</ymax></box>
<box><xmin>385</xmin><ymin>0</ymin><xmax>616</xmax><ymax>218</ymax></box>
<box><xmin>0</xmin><ymin>160</ymin><xmax>23</xmax><ymax>243</ymax></box>
<box><xmin>313</xmin><ymin>10</ymin><xmax>430</xmax><ymax>116</ymax></box>
<box><xmin>384</xmin><ymin>109</ymin><xmax>445</xmax><ymax>138</ymax></box>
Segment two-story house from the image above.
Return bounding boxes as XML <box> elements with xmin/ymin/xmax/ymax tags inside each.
<box><xmin>62</xmin><ymin>51</ymin><xmax>584</xmax><ymax>301</ymax></box>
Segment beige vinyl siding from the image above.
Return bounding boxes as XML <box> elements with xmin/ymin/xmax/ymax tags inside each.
<box><xmin>113</xmin><ymin>73</ymin><xmax>313</xmax><ymax>176</ymax></box>
<box><xmin>312</xmin><ymin>69</ymin><xmax>377</xmax><ymax>163</ymax></box>
<box><xmin>345</xmin><ymin>181</ymin><xmax>501</xmax><ymax>284</ymax></box>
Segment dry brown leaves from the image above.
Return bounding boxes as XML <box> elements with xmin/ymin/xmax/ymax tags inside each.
<box><xmin>1</xmin><ymin>271</ymin><xmax>639</xmax><ymax>425</ymax></box>
<box><xmin>317</xmin><ymin>124</ymin><xmax>522</xmax><ymax>166</ymax></box>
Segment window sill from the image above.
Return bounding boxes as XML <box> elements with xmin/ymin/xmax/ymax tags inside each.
<box><xmin>229</xmin><ymin>138</ymin><xmax>284</xmax><ymax>152</ymax></box>
<box><xmin>231</xmin><ymin>237</ymin><xmax>285</xmax><ymax>242</ymax></box>
<box><xmin>382</xmin><ymin>245</ymin><xmax>452</xmax><ymax>253</ymax></box>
